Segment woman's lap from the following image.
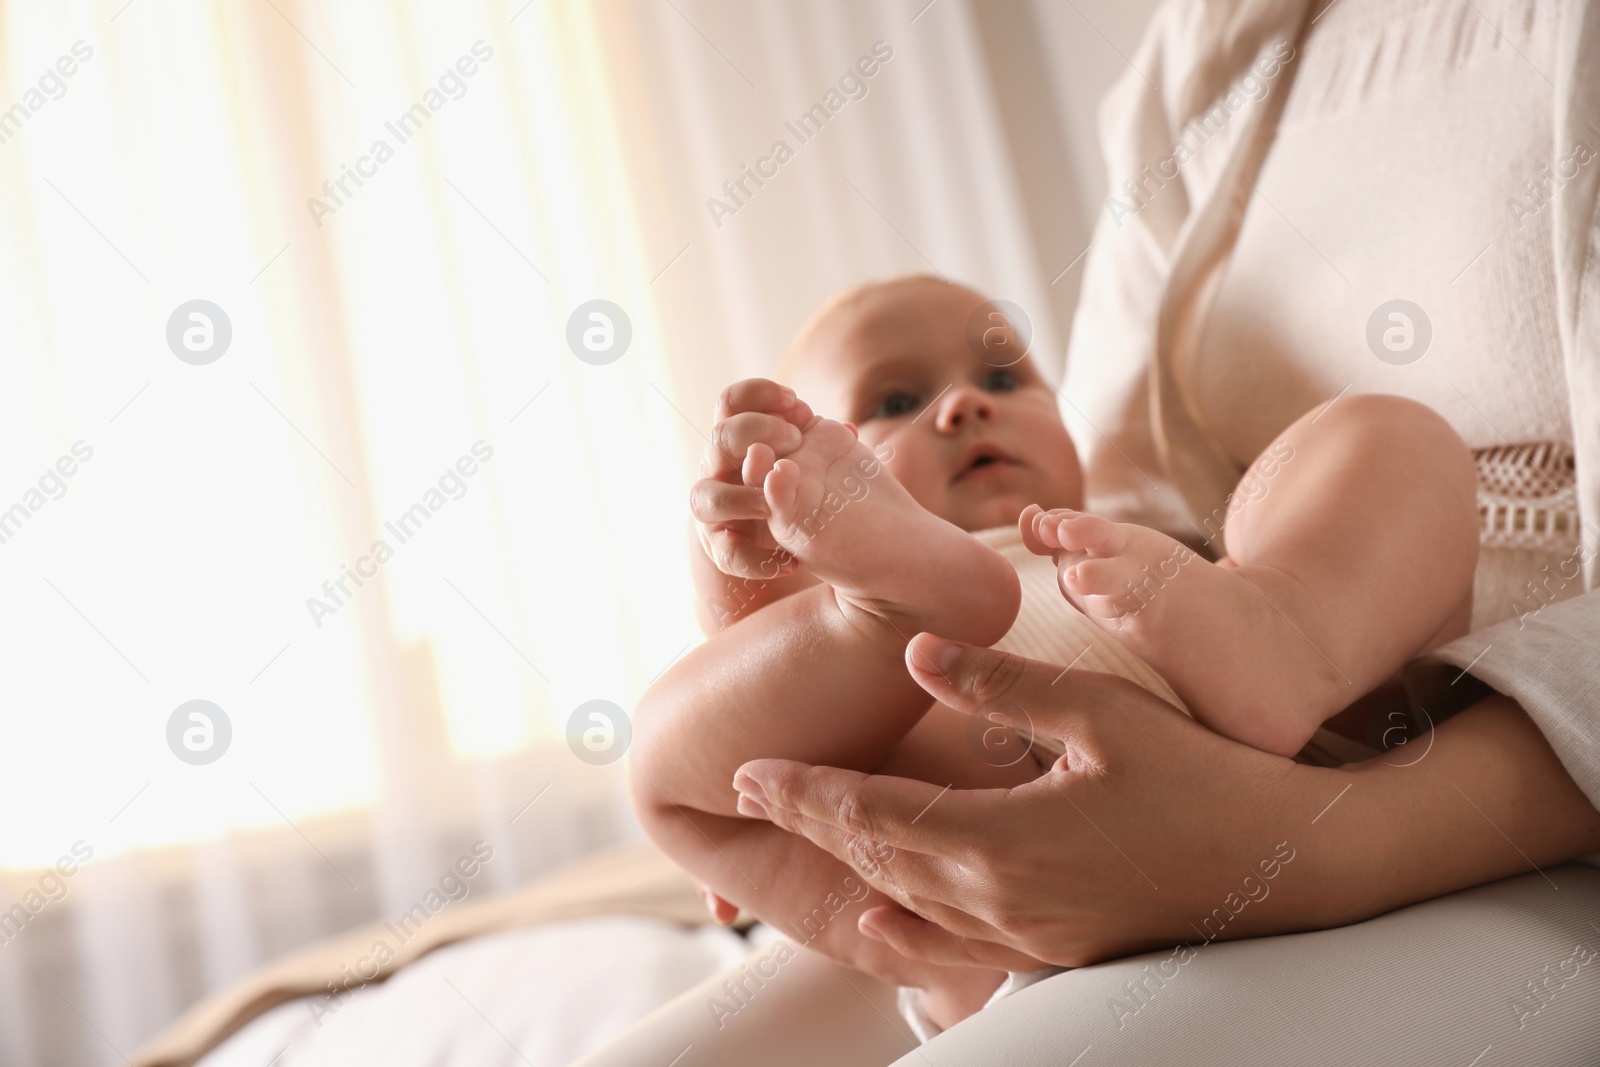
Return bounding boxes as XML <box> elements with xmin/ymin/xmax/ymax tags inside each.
<box><xmin>905</xmin><ymin>864</ymin><xmax>1600</xmax><ymax>1066</ymax></box>
<box><xmin>573</xmin><ymin>864</ymin><xmax>1600</xmax><ymax>1065</ymax></box>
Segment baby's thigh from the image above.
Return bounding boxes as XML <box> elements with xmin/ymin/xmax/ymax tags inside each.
<box><xmin>874</xmin><ymin>702</ymin><xmax>1045</xmax><ymax>789</ymax></box>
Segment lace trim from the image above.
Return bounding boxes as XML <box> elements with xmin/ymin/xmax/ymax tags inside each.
<box><xmin>1476</xmin><ymin>441</ymin><xmax>1578</xmax><ymax>551</ymax></box>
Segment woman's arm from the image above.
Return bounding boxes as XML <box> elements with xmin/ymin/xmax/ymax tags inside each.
<box><xmin>731</xmin><ymin>634</ymin><xmax>1600</xmax><ymax>971</ymax></box>
<box><xmin>1312</xmin><ymin>691</ymin><xmax>1600</xmax><ymax>928</ymax></box>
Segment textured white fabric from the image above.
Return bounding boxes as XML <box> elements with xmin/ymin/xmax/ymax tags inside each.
<box><xmin>895</xmin><ymin>964</ymin><xmax>1068</xmax><ymax>1044</ymax></box>
<box><xmin>979</xmin><ymin>524</ymin><xmax>1186</xmax><ymax>744</ymax></box>
<box><xmin>1063</xmin><ymin>0</ymin><xmax>1600</xmax><ymax>813</ymax></box>
<box><xmin>892</xmin><ymin>865</ymin><xmax>1600</xmax><ymax>1067</ymax></box>
<box><xmin>196</xmin><ymin>918</ymin><xmax>772</xmax><ymax>1067</ymax></box>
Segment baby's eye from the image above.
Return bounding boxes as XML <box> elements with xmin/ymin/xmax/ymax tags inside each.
<box><xmin>981</xmin><ymin>370</ymin><xmax>1019</xmax><ymax>393</ymax></box>
<box><xmin>873</xmin><ymin>392</ymin><xmax>921</xmax><ymax>418</ymax></box>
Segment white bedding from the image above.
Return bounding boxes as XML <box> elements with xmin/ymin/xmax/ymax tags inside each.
<box><xmin>198</xmin><ymin>916</ymin><xmax>779</xmax><ymax>1067</ymax></box>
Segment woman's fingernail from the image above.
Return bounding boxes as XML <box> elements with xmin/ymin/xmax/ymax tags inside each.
<box><xmin>736</xmin><ymin>792</ymin><xmax>770</xmax><ymax>819</ymax></box>
<box><xmin>913</xmin><ymin>634</ymin><xmax>963</xmax><ymax>675</ymax></box>
<box><xmin>859</xmin><ymin>917</ymin><xmax>885</xmax><ymax>941</ymax></box>
<box><xmin>733</xmin><ymin>772</ymin><xmax>766</xmax><ymax>801</ymax></box>
<box><xmin>778</xmin><ymin>386</ymin><xmax>796</xmax><ymax>404</ymax></box>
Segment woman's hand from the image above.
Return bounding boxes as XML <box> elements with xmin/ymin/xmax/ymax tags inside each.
<box><xmin>733</xmin><ymin>632</ymin><xmax>1327</xmax><ymax>969</ymax></box>
<box><xmin>733</xmin><ymin>633</ymin><xmax>1600</xmax><ymax>971</ymax></box>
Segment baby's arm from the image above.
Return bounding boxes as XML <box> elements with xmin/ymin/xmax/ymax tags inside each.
<box><xmin>631</xmin><ymin>382</ymin><xmax>1019</xmax><ymax>1009</ymax></box>
<box><xmin>635</xmin><ymin>380</ymin><xmax>1020</xmax><ymax>818</ymax></box>
<box><xmin>685</xmin><ymin>380</ymin><xmax>820</xmax><ymax>634</ymax></box>
<box><xmin>686</xmin><ymin>518</ymin><xmax>818</xmax><ymax>634</ymax></box>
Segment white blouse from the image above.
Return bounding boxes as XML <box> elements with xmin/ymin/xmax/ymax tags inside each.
<box><xmin>1062</xmin><ymin>0</ymin><xmax>1600</xmax><ymax>827</ymax></box>
<box><xmin>1189</xmin><ymin>0</ymin><xmax>1582</xmax><ymax>631</ymax></box>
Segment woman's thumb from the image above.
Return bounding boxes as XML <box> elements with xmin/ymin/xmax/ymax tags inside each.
<box><xmin>904</xmin><ymin>634</ymin><xmax>1041</xmax><ymax>715</ymax></box>
<box><xmin>905</xmin><ymin>633</ymin><xmax>1096</xmax><ymax>763</ymax></box>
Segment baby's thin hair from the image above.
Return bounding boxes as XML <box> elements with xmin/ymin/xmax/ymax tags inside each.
<box><xmin>776</xmin><ymin>274</ymin><xmax>985</xmax><ymax>383</ymax></box>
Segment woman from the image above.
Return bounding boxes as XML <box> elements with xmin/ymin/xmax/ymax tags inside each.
<box><xmin>579</xmin><ymin>0</ymin><xmax>1600</xmax><ymax>1062</ymax></box>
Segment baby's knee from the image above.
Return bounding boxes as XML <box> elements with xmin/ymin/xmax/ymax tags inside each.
<box><xmin>1307</xmin><ymin>393</ymin><xmax>1467</xmax><ymax>462</ymax></box>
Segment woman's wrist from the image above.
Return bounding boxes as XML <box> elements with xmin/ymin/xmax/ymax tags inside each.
<box><xmin>1294</xmin><ymin>693</ymin><xmax>1600</xmax><ymax>930</ymax></box>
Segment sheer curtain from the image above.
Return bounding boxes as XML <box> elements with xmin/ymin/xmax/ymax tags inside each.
<box><xmin>0</xmin><ymin>0</ymin><xmax>1137</xmax><ymax>1062</ymax></box>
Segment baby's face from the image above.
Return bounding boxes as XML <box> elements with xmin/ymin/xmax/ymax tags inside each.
<box><xmin>788</xmin><ymin>279</ymin><xmax>1084</xmax><ymax>532</ymax></box>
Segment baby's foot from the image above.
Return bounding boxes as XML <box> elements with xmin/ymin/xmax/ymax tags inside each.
<box><xmin>1021</xmin><ymin>505</ymin><xmax>1347</xmax><ymax>756</ymax></box>
<box><xmin>754</xmin><ymin>415</ymin><xmax>1018</xmax><ymax>646</ymax></box>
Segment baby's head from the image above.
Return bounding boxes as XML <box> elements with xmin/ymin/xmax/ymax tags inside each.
<box><xmin>780</xmin><ymin>275</ymin><xmax>1083</xmax><ymax>532</ymax></box>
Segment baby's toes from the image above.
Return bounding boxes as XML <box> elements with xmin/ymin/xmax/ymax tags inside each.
<box><xmin>1019</xmin><ymin>504</ymin><xmax>1054</xmax><ymax>555</ymax></box>
<box><xmin>804</xmin><ymin>416</ymin><xmax>860</xmax><ymax>457</ymax></box>
<box><xmin>742</xmin><ymin>442</ymin><xmax>777</xmax><ymax>487</ymax></box>
<box><xmin>763</xmin><ymin>458</ymin><xmax>802</xmax><ymax>525</ymax></box>
<box><xmin>1060</xmin><ymin>553</ymin><xmax>1144</xmax><ymax>600</ymax></box>
<box><xmin>1073</xmin><ymin>591</ymin><xmax>1140</xmax><ymax>627</ymax></box>
<box><xmin>1049</xmin><ymin>511</ymin><xmax>1124</xmax><ymax>556</ymax></box>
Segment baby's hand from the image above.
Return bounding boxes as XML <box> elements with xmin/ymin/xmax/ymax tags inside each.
<box><xmin>691</xmin><ymin>378</ymin><xmax>814</xmax><ymax>580</ymax></box>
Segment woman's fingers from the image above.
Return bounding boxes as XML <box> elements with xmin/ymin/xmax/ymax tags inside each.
<box><xmin>734</xmin><ymin>760</ymin><xmax>988</xmax><ymax>860</ymax></box>
<box><xmin>732</xmin><ymin>760</ymin><xmax>1017</xmax><ymax>943</ymax></box>
<box><xmin>858</xmin><ymin>907</ymin><xmax>1047</xmax><ymax>972</ymax></box>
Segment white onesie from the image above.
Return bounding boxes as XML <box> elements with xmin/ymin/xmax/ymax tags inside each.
<box><xmin>895</xmin><ymin>524</ymin><xmax>1186</xmax><ymax>1040</ymax></box>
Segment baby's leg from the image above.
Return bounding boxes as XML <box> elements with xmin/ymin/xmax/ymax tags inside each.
<box><xmin>1025</xmin><ymin>394</ymin><xmax>1477</xmax><ymax>756</ymax></box>
<box><xmin>635</xmin><ymin>705</ymin><xmax>1034</xmax><ymax>1028</ymax></box>
<box><xmin>755</xmin><ymin>413</ymin><xmax>1021</xmax><ymax>643</ymax></box>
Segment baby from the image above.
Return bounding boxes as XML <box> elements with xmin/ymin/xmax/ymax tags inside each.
<box><xmin>629</xmin><ymin>275</ymin><xmax>1478</xmax><ymax>1032</ymax></box>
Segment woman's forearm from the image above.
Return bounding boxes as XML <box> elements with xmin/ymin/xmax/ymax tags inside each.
<box><xmin>1307</xmin><ymin>694</ymin><xmax>1600</xmax><ymax>928</ymax></box>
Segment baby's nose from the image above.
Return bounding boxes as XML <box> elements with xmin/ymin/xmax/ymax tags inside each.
<box><xmin>934</xmin><ymin>386</ymin><xmax>994</xmax><ymax>432</ymax></box>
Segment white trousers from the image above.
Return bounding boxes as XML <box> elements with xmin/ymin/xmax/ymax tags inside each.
<box><xmin>571</xmin><ymin>864</ymin><xmax>1600</xmax><ymax>1066</ymax></box>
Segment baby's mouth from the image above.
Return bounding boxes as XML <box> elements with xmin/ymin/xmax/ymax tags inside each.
<box><xmin>952</xmin><ymin>445</ymin><xmax>1020</xmax><ymax>483</ymax></box>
